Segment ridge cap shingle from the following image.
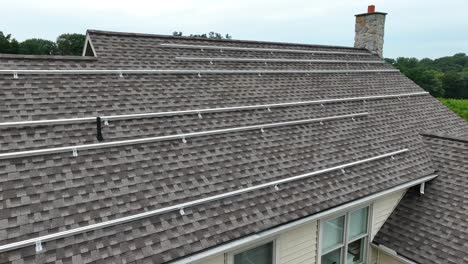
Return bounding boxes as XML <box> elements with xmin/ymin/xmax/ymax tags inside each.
<box><xmin>86</xmin><ymin>29</ymin><xmax>369</xmax><ymax>51</ymax></box>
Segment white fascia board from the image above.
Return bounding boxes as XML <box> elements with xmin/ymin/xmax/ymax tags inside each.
<box><xmin>82</xmin><ymin>33</ymin><xmax>97</xmax><ymax>57</ymax></box>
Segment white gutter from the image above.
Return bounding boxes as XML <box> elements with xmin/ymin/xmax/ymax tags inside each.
<box><xmin>371</xmin><ymin>244</ymin><xmax>419</xmax><ymax>264</ymax></box>
<box><xmin>0</xmin><ymin>148</ymin><xmax>410</xmax><ymax>253</ymax></box>
<box><xmin>171</xmin><ymin>174</ymin><xmax>437</xmax><ymax>264</ymax></box>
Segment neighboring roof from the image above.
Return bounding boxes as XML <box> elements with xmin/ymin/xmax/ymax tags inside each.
<box><xmin>0</xmin><ymin>30</ymin><xmax>467</xmax><ymax>264</ymax></box>
<box><xmin>374</xmin><ymin>134</ymin><xmax>468</xmax><ymax>264</ymax></box>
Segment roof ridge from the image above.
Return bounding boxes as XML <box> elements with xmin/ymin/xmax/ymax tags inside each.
<box><xmin>0</xmin><ymin>53</ymin><xmax>97</xmax><ymax>61</ymax></box>
<box><xmin>86</xmin><ymin>29</ymin><xmax>369</xmax><ymax>51</ymax></box>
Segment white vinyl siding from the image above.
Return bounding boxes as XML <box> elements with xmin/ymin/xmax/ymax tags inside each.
<box><xmin>371</xmin><ymin>190</ymin><xmax>406</xmax><ymax>239</ymax></box>
<box><xmin>277</xmin><ymin>221</ymin><xmax>318</xmax><ymax>264</ymax></box>
<box><xmin>199</xmin><ymin>254</ymin><xmax>224</xmax><ymax>264</ymax></box>
<box><xmin>371</xmin><ymin>248</ymin><xmax>405</xmax><ymax>264</ymax></box>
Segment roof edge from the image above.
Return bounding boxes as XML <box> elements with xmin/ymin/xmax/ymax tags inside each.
<box><xmin>86</xmin><ymin>29</ymin><xmax>369</xmax><ymax>51</ymax></box>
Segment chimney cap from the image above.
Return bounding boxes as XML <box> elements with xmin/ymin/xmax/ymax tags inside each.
<box><xmin>355</xmin><ymin>5</ymin><xmax>387</xmax><ymax>17</ymax></box>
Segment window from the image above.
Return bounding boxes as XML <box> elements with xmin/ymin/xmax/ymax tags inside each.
<box><xmin>320</xmin><ymin>207</ymin><xmax>370</xmax><ymax>264</ymax></box>
<box><xmin>231</xmin><ymin>242</ymin><xmax>274</xmax><ymax>264</ymax></box>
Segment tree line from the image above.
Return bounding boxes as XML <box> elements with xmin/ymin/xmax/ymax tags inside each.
<box><xmin>0</xmin><ymin>31</ymin><xmax>85</xmax><ymax>56</ymax></box>
<box><xmin>0</xmin><ymin>31</ymin><xmax>232</xmax><ymax>56</ymax></box>
<box><xmin>385</xmin><ymin>54</ymin><xmax>468</xmax><ymax>99</ymax></box>
<box><xmin>172</xmin><ymin>31</ymin><xmax>232</xmax><ymax>39</ymax></box>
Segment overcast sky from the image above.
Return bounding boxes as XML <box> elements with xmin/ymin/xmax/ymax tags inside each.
<box><xmin>2</xmin><ymin>0</ymin><xmax>467</xmax><ymax>59</ymax></box>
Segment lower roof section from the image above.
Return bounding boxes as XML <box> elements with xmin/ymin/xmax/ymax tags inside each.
<box><xmin>374</xmin><ymin>135</ymin><xmax>468</xmax><ymax>264</ymax></box>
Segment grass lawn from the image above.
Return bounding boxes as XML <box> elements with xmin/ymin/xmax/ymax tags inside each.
<box><xmin>438</xmin><ymin>98</ymin><xmax>468</xmax><ymax>122</ymax></box>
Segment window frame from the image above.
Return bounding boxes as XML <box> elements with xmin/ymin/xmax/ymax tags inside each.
<box><xmin>226</xmin><ymin>239</ymin><xmax>277</xmax><ymax>264</ymax></box>
<box><xmin>317</xmin><ymin>204</ymin><xmax>373</xmax><ymax>264</ymax></box>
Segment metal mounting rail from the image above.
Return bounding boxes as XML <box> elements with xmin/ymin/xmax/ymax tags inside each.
<box><xmin>0</xmin><ymin>92</ymin><xmax>428</xmax><ymax>128</ymax></box>
<box><xmin>0</xmin><ymin>112</ymin><xmax>368</xmax><ymax>159</ymax></box>
<box><xmin>175</xmin><ymin>57</ymin><xmax>384</xmax><ymax>64</ymax></box>
<box><xmin>0</xmin><ymin>69</ymin><xmax>398</xmax><ymax>78</ymax></box>
<box><xmin>0</xmin><ymin>148</ymin><xmax>408</xmax><ymax>253</ymax></box>
<box><xmin>160</xmin><ymin>43</ymin><xmax>373</xmax><ymax>55</ymax></box>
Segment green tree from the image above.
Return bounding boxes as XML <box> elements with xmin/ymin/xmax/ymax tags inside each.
<box><xmin>173</xmin><ymin>31</ymin><xmax>232</xmax><ymax>39</ymax></box>
<box><xmin>0</xmin><ymin>31</ymin><xmax>19</xmax><ymax>54</ymax></box>
<box><xmin>56</xmin><ymin>33</ymin><xmax>85</xmax><ymax>56</ymax></box>
<box><xmin>19</xmin><ymin>38</ymin><xmax>58</xmax><ymax>55</ymax></box>
<box><xmin>387</xmin><ymin>53</ymin><xmax>468</xmax><ymax>99</ymax></box>
<box><xmin>443</xmin><ymin>71</ymin><xmax>464</xmax><ymax>98</ymax></box>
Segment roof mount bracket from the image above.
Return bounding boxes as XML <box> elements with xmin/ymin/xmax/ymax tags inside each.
<box><xmin>35</xmin><ymin>241</ymin><xmax>43</xmax><ymax>252</ymax></box>
<box><xmin>182</xmin><ymin>137</ymin><xmax>187</xmax><ymax>143</ymax></box>
<box><xmin>179</xmin><ymin>208</ymin><xmax>185</xmax><ymax>216</ymax></box>
<box><xmin>260</xmin><ymin>128</ymin><xmax>265</xmax><ymax>133</ymax></box>
<box><xmin>420</xmin><ymin>182</ymin><xmax>425</xmax><ymax>194</ymax></box>
<box><xmin>197</xmin><ymin>72</ymin><xmax>201</xmax><ymax>78</ymax></box>
<box><xmin>72</xmin><ymin>148</ymin><xmax>78</xmax><ymax>157</ymax></box>
<box><xmin>118</xmin><ymin>71</ymin><xmax>124</xmax><ymax>78</ymax></box>
<box><xmin>13</xmin><ymin>72</ymin><xmax>18</xmax><ymax>79</ymax></box>
<box><xmin>267</xmin><ymin>107</ymin><xmax>271</xmax><ymax>112</ymax></box>
<box><xmin>274</xmin><ymin>184</ymin><xmax>280</xmax><ymax>191</ymax></box>
<box><xmin>341</xmin><ymin>168</ymin><xmax>346</xmax><ymax>174</ymax></box>
<box><xmin>198</xmin><ymin>112</ymin><xmax>202</xmax><ymax>119</ymax></box>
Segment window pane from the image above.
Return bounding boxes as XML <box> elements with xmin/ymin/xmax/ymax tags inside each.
<box><xmin>348</xmin><ymin>207</ymin><xmax>368</xmax><ymax>240</ymax></box>
<box><xmin>321</xmin><ymin>248</ymin><xmax>342</xmax><ymax>264</ymax></box>
<box><xmin>347</xmin><ymin>238</ymin><xmax>365</xmax><ymax>264</ymax></box>
<box><xmin>322</xmin><ymin>216</ymin><xmax>345</xmax><ymax>252</ymax></box>
<box><xmin>234</xmin><ymin>242</ymin><xmax>273</xmax><ymax>264</ymax></box>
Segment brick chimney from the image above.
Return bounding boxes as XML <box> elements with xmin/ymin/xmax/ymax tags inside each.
<box><xmin>354</xmin><ymin>5</ymin><xmax>387</xmax><ymax>57</ymax></box>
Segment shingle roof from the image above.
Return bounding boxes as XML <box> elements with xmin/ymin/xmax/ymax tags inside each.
<box><xmin>374</xmin><ymin>134</ymin><xmax>468</xmax><ymax>264</ymax></box>
<box><xmin>0</xmin><ymin>30</ymin><xmax>467</xmax><ymax>264</ymax></box>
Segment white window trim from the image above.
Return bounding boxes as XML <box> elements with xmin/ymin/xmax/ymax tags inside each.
<box><xmin>317</xmin><ymin>203</ymin><xmax>373</xmax><ymax>264</ymax></box>
<box><xmin>226</xmin><ymin>239</ymin><xmax>277</xmax><ymax>264</ymax></box>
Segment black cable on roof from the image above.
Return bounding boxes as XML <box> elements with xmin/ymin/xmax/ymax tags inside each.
<box><xmin>96</xmin><ymin>117</ymin><xmax>104</xmax><ymax>142</ymax></box>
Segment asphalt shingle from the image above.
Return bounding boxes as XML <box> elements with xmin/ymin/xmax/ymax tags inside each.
<box><xmin>0</xmin><ymin>30</ymin><xmax>467</xmax><ymax>263</ymax></box>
